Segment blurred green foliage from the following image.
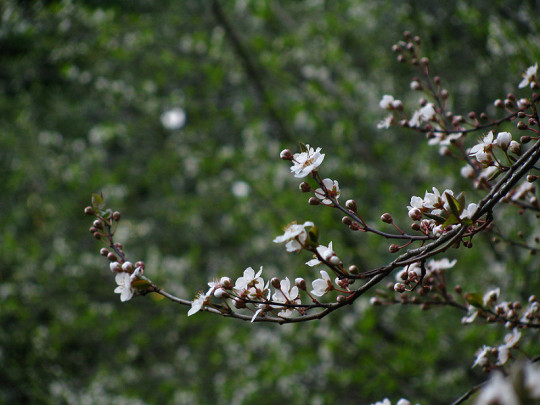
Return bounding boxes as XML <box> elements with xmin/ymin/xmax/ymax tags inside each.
<box><xmin>1</xmin><ymin>0</ymin><xmax>539</xmax><ymax>403</ymax></box>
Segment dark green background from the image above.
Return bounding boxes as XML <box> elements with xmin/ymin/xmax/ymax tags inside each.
<box><xmin>1</xmin><ymin>1</ymin><xmax>539</xmax><ymax>403</ymax></box>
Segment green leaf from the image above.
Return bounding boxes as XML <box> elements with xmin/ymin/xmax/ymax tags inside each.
<box><xmin>307</xmin><ymin>224</ymin><xmax>319</xmax><ymax>245</ymax></box>
<box><xmin>442</xmin><ymin>214</ymin><xmax>460</xmax><ymax>227</ymax></box>
<box><xmin>91</xmin><ymin>192</ymin><xmax>106</xmax><ymax>212</ymax></box>
<box><xmin>465</xmin><ymin>292</ymin><xmax>484</xmax><ymax>308</ymax></box>
<box><xmin>446</xmin><ymin>192</ymin><xmax>462</xmax><ymax>217</ymax></box>
<box><xmin>423</xmin><ymin>211</ymin><xmax>447</xmax><ymax>224</ymax></box>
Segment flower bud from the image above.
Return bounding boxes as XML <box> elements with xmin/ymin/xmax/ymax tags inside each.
<box><xmin>84</xmin><ymin>206</ymin><xmax>95</xmax><ymax>215</ymax></box>
<box><xmin>341</xmin><ymin>216</ymin><xmax>352</xmax><ymax>226</ymax></box>
<box><xmin>496</xmin><ymin>132</ymin><xmax>512</xmax><ymax>150</ymax></box>
<box><xmin>434</xmin><ymin>76</ymin><xmax>441</xmax><ymax>85</ymax></box>
<box><xmin>394</xmin><ymin>283</ymin><xmax>406</xmax><ymax>292</ymax></box>
<box><xmin>122</xmin><ymin>261</ymin><xmax>134</xmax><ymax>272</ymax></box>
<box><xmin>520</xmin><ymin>135</ymin><xmax>531</xmax><ymax>144</ymax></box>
<box><xmin>389</xmin><ymin>244</ymin><xmax>400</xmax><ymax>253</ymax></box>
<box><xmin>220</xmin><ymin>277</ymin><xmax>233</xmax><ymax>289</ymax></box>
<box><xmin>345</xmin><ymin>199</ymin><xmax>357</xmax><ymax>211</ymax></box>
<box><xmin>411</xmin><ymin>223</ymin><xmax>420</xmax><ymax>231</ymax></box>
<box><xmin>494</xmin><ymin>99</ymin><xmax>504</xmax><ymax>108</ymax></box>
<box><xmin>336</xmin><ymin>295</ymin><xmax>347</xmax><ymax>303</ymax></box>
<box><xmin>527</xmin><ymin>175</ymin><xmax>537</xmax><ymax>183</ymax></box>
<box><xmin>110</xmin><ymin>262</ymin><xmax>121</xmax><ymax>272</ymax></box>
<box><xmin>410</xmin><ymin>80</ymin><xmax>422</xmax><ymax>91</ymax></box>
<box><xmin>92</xmin><ymin>220</ymin><xmax>103</xmax><ymax>229</ymax></box>
<box><xmin>421</xmin><ymin>57</ymin><xmax>429</xmax><ymax>66</ymax></box>
<box><xmin>460</xmin><ymin>165</ymin><xmax>475</xmax><ymax>179</ymax></box>
<box><xmin>299</xmin><ymin>182</ymin><xmax>311</xmax><ymax>192</ymax></box>
<box><xmin>107</xmin><ymin>252</ymin><xmax>117</xmax><ymax>262</ymax></box>
<box><xmin>408</xmin><ymin>208</ymin><xmax>422</xmax><ymax>221</ymax></box>
<box><xmin>100</xmin><ymin>248</ymin><xmax>109</xmax><ymax>256</ymax></box>
<box><xmin>370</xmin><ymin>297</ymin><xmax>382</xmax><ymax>305</ymax></box>
<box><xmin>529</xmin><ymin>118</ymin><xmax>538</xmax><ymax>127</ymax></box>
<box><xmin>509</xmin><ymin>140</ymin><xmax>521</xmax><ymax>155</ymax></box>
<box><xmin>214</xmin><ymin>288</ymin><xmax>228</xmax><ymax>299</ymax></box>
<box><xmin>381</xmin><ymin>213</ymin><xmax>393</xmax><ymax>224</ymax></box>
<box><xmin>233</xmin><ymin>299</ymin><xmax>246</xmax><ymax>309</ymax></box>
<box><xmin>112</xmin><ymin>211</ymin><xmax>121</xmax><ymax>222</ymax></box>
<box><xmin>295</xmin><ymin>278</ymin><xmax>306</xmax><ymax>290</ymax></box>
<box><xmin>348</xmin><ymin>265</ymin><xmax>359</xmax><ymax>274</ymax></box>
<box><xmin>135</xmin><ymin>261</ymin><xmax>145</xmax><ymax>270</ymax></box>
<box><xmin>280</xmin><ymin>149</ymin><xmax>293</xmax><ymax>160</ymax></box>
<box><xmin>308</xmin><ymin>197</ymin><xmax>320</xmax><ymax>205</ymax></box>
<box><xmin>93</xmin><ymin>232</ymin><xmax>101</xmax><ymax>240</ymax></box>
<box><xmin>271</xmin><ymin>277</ymin><xmax>281</xmax><ymax>289</ymax></box>
<box><xmin>517</xmin><ymin>121</ymin><xmax>528</xmax><ymax>130</ymax></box>
<box><xmin>441</xmin><ymin>89</ymin><xmax>448</xmax><ymax>99</ymax></box>
<box><xmin>504</xmin><ymin>99</ymin><xmax>514</xmax><ymax>108</ymax></box>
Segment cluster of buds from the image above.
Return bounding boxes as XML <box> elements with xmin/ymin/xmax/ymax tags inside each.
<box><xmin>85</xmin><ymin>194</ymin><xmax>148</xmax><ymax>301</ymax></box>
<box><xmin>461</xmin><ymin>290</ymin><xmax>539</xmax><ymax>330</ymax></box>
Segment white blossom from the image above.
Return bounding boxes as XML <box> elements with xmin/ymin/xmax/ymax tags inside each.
<box><xmin>310</xmin><ymin>270</ymin><xmax>333</xmax><ymax>296</ymax></box>
<box><xmin>306</xmin><ymin>242</ymin><xmax>340</xmax><ymax>266</ymax></box>
<box><xmin>114</xmin><ymin>272</ymin><xmax>135</xmax><ymax>302</ymax></box>
<box><xmin>460</xmin><ymin>165</ymin><xmax>475</xmax><ymax>179</ymax></box>
<box><xmin>188</xmin><ymin>289</ymin><xmax>212</xmax><ymax>316</ymax></box>
<box><xmin>379</xmin><ymin>95</ymin><xmax>396</xmax><ymax>110</ymax></box>
<box><xmin>235</xmin><ymin>266</ymin><xmax>265</xmax><ymax>298</ymax></box>
<box><xmin>469</xmin><ymin>131</ymin><xmax>496</xmax><ymax>163</ymax></box>
<box><xmin>289</xmin><ymin>145</ymin><xmax>325</xmax><ymax>178</ymax></box>
<box><xmin>496</xmin><ymin>131</ymin><xmax>512</xmax><ymax>150</ymax></box>
<box><xmin>460</xmin><ymin>203</ymin><xmax>477</xmax><ymax>220</ymax></box>
<box><xmin>475</xmin><ymin>371</ymin><xmax>519</xmax><ymax>405</ymax></box>
<box><xmin>497</xmin><ymin>329</ymin><xmax>521</xmax><ymax>365</ymax></box>
<box><xmin>427</xmin><ymin>258</ymin><xmax>457</xmax><ymax>271</ymax></box>
<box><xmin>524</xmin><ymin>362</ymin><xmax>540</xmax><ymax>398</ymax></box>
<box><xmin>273</xmin><ymin>221</ymin><xmax>314</xmax><ymax>252</ymax></box>
<box><xmin>472</xmin><ymin>345</ymin><xmax>492</xmax><ymax>368</ymax></box>
<box><xmin>377</xmin><ymin>114</ymin><xmax>394</xmax><ymax>129</ymax></box>
<box><xmin>314</xmin><ymin>178</ymin><xmax>340</xmax><ymax>204</ymax></box>
<box><xmin>408</xmin><ymin>103</ymin><xmax>436</xmax><ymax>127</ymax></box>
<box><xmin>518</xmin><ymin>63</ymin><xmax>538</xmax><ymax>89</ymax></box>
<box><xmin>272</xmin><ymin>277</ymin><xmax>301</xmax><ymax>318</ymax></box>
<box><xmin>483</xmin><ymin>288</ymin><xmax>500</xmax><ymax>306</ymax></box>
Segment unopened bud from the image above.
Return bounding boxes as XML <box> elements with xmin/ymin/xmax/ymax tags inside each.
<box><xmin>468</xmin><ymin>111</ymin><xmax>477</xmax><ymax>120</ymax></box>
<box><xmin>93</xmin><ymin>232</ymin><xmax>101</xmax><ymax>240</ymax></box>
<box><xmin>520</xmin><ymin>135</ymin><xmax>531</xmax><ymax>143</ymax></box>
<box><xmin>403</xmin><ymin>30</ymin><xmax>411</xmax><ymax>39</ymax></box>
<box><xmin>295</xmin><ymin>278</ymin><xmax>306</xmax><ymax>290</ymax></box>
<box><xmin>112</xmin><ymin>211</ymin><xmax>121</xmax><ymax>221</ymax></box>
<box><xmin>529</xmin><ymin>118</ymin><xmax>538</xmax><ymax>127</ymax></box>
<box><xmin>93</xmin><ymin>220</ymin><xmax>103</xmax><ymax>229</ymax></box>
<box><xmin>504</xmin><ymin>99</ymin><xmax>514</xmax><ymax>108</ymax></box>
<box><xmin>370</xmin><ymin>297</ymin><xmax>382</xmax><ymax>306</ymax></box>
<box><xmin>348</xmin><ymin>265</ymin><xmax>359</xmax><ymax>274</ymax></box>
<box><xmin>135</xmin><ymin>261</ymin><xmax>145</xmax><ymax>270</ymax></box>
<box><xmin>84</xmin><ymin>206</ymin><xmax>95</xmax><ymax>215</ymax></box>
<box><xmin>271</xmin><ymin>277</ymin><xmax>281</xmax><ymax>289</ymax></box>
<box><xmin>299</xmin><ymin>182</ymin><xmax>311</xmax><ymax>192</ymax></box>
<box><xmin>214</xmin><ymin>288</ymin><xmax>228</xmax><ymax>299</ymax></box>
<box><xmin>280</xmin><ymin>149</ymin><xmax>293</xmax><ymax>160</ymax></box>
<box><xmin>100</xmin><ymin>248</ymin><xmax>109</xmax><ymax>257</ymax></box>
<box><xmin>107</xmin><ymin>252</ymin><xmax>117</xmax><ymax>262</ymax></box>
<box><xmin>308</xmin><ymin>197</ymin><xmax>320</xmax><ymax>205</ymax></box>
<box><xmin>220</xmin><ymin>277</ymin><xmax>233</xmax><ymax>289</ymax></box>
<box><xmin>527</xmin><ymin>175</ymin><xmax>538</xmax><ymax>183</ymax></box>
<box><xmin>434</xmin><ymin>76</ymin><xmax>441</xmax><ymax>85</ymax></box>
<box><xmin>394</xmin><ymin>283</ymin><xmax>406</xmax><ymax>293</ymax></box>
<box><xmin>509</xmin><ymin>140</ymin><xmax>521</xmax><ymax>155</ymax></box>
<box><xmin>518</xmin><ymin>111</ymin><xmax>526</xmax><ymax>118</ymax></box>
<box><xmin>411</xmin><ymin>223</ymin><xmax>421</xmax><ymax>231</ymax></box>
<box><xmin>410</xmin><ymin>80</ymin><xmax>422</xmax><ymax>91</ymax></box>
<box><xmin>381</xmin><ymin>213</ymin><xmax>393</xmax><ymax>223</ymax></box>
<box><xmin>233</xmin><ymin>299</ymin><xmax>246</xmax><ymax>309</ymax></box>
<box><xmin>389</xmin><ymin>244</ymin><xmax>400</xmax><ymax>253</ymax></box>
<box><xmin>517</xmin><ymin>121</ymin><xmax>528</xmax><ymax>130</ymax></box>
<box><xmin>336</xmin><ymin>295</ymin><xmax>347</xmax><ymax>303</ymax></box>
<box><xmin>345</xmin><ymin>199</ymin><xmax>357</xmax><ymax>211</ymax></box>
<box><xmin>494</xmin><ymin>99</ymin><xmax>504</xmax><ymax>108</ymax></box>
<box><xmin>342</xmin><ymin>216</ymin><xmax>352</xmax><ymax>226</ymax></box>
<box><xmin>441</xmin><ymin>89</ymin><xmax>448</xmax><ymax>99</ymax></box>
<box><xmin>122</xmin><ymin>261</ymin><xmax>134</xmax><ymax>272</ymax></box>
<box><xmin>421</xmin><ymin>57</ymin><xmax>429</xmax><ymax>66</ymax></box>
<box><xmin>110</xmin><ymin>262</ymin><xmax>121</xmax><ymax>272</ymax></box>
<box><xmin>480</xmin><ymin>113</ymin><xmax>488</xmax><ymax>121</ymax></box>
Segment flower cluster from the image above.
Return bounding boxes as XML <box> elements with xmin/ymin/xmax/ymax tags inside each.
<box><xmin>392</xmin><ymin>258</ymin><xmax>456</xmax><ymax>293</ymax></box>
<box><xmin>109</xmin><ymin>261</ymin><xmax>144</xmax><ymax>302</ymax></box>
<box><xmin>285</xmin><ymin>144</ymin><xmax>325</xmax><ymax>178</ymax></box>
<box><xmin>406</xmin><ymin>187</ymin><xmax>477</xmax><ymax>236</ymax></box>
<box><xmin>462</xmin><ymin>289</ymin><xmax>539</xmax><ymax>329</ymax></box>
<box><xmin>475</xmin><ymin>364</ymin><xmax>540</xmax><ymax>405</ymax></box>
<box><xmin>472</xmin><ymin>328</ymin><xmax>521</xmax><ymax>369</ymax></box>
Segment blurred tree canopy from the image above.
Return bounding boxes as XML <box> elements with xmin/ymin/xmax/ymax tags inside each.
<box><xmin>1</xmin><ymin>0</ymin><xmax>539</xmax><ymax>403</ymax></box>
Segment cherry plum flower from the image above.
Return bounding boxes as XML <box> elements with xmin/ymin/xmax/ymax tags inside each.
<box><xmin>114</xmin><ymin>272</ymin><xmax>135</xmax><ymax>302</ymax></box>
<box><xmin>272</xmin><ymin>277</ymin><xmax>301</xmax><ymax>318</ymax></box>
<box><xmin>273</xmin><ymin>221</ymin><xmax>314</xmax><ymax>252</ymax></box>
<box><xmin>235</xmin><ymin>266</ymin><xmax>265</xmax><ymax>299</ymax></box>
<box><xmin>310</xmin><ymin>270</ymin><xmax>334</xmax><ymax>297</ymax></box>
<box><xmin>314</xmin><ymin>178</ymin><xmax>340</xmax><ymax>205</ymax></box>
<box><xmin>306</xmin><ymin>242</ymin><xmax>340</xmax><ymax>266</ymax></box>
<box><xmin>290</xmin><ymin>145</ymin><xmax>325</xmax><ymax>178</ymax></box>
<box><xmin>518</xmin><ymin>63</ymin><xmax>538</xmax><ymax>88</ymax></box>
<box><xmin>469</xmin><ymin>131</ymin><xmax>496</xmax><ymax>164</ymax></box>
<box><xmin>408</xmin><ymin>103</ymin><xmax>436</xmax><ymax>127</ymax></box>
<box><xmin>188</xmin><ymin>289</ymin><xmax>213</xmax><ymax>316</ymax></box>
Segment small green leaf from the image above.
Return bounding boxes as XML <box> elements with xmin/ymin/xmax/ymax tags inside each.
<box><xmin>446</xmin><ymin>192</ymin><xmax>462</xmax><ymax>217</ymax></box>
<box><xmin>442</xmin><ymin>214</ymin><xmax>460</xmax><ymax>227</ymax></box>
<box><xmin>456</xmin><ymin>192</ymin><xmax>466</xmax><ymax>212</ymax></box>
<box><xmin>465</xmin><ymin>292</ymin><xmax>484</xmax><ymax>308</ymax></box>
<box><xmin>308</xmin><ymin>224</ymin><xmax>319</xmax><ymax>245</ymax></box>
<box><xmin>133</xmin><ymin>279</ymin><xmax>151</xmax><ymax>289</ymax></box>
<box><xmin>91</xmin><ymin>192</ymin><xmax>106</xmax><ymax>212</ymax></box>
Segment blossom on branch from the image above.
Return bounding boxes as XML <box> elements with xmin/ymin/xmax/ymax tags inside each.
<box><xmin>273</xmin><ymin>221</ymin><xmax>314</xmax><ymax>252</ymax></box>
<box><xmin>114</xmin><ymin>271</ymin><xmax>137</xmax><ymax>302</ymax></box>
<box><xmin>289</xmin><ymin>144</ymin><xmax>325</xmax><ymax>178</ymax></box>
<box><xmin>272</xmin><ymin>277</ymin><xmax>301</xmax><ymax>318</ymax></box>
<box><xmin>518</xmin><ymin>63</ymin><xmax>538</xmax><ymax>88</ymax></box>
<box><xmin>306</xmin><ymin>242</ymin><xmax>341</xmax><ymax>267</ymax></box>
<box><xmin>310</xmin><ymin>270</ymin><xmax>333</xmax><ymax>297</ymax></box>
